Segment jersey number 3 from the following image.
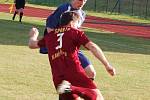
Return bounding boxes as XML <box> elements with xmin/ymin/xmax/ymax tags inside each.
<box><xmin>56</xmin><ymin>33</ymin><xmax>64</xmax><ymax>50</ymax></box>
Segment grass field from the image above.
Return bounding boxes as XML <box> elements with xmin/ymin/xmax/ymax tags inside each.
<box><xmin>0</xmin><ymin>11</ymin><xmax>150</xmax><ymax>100</ymax></box>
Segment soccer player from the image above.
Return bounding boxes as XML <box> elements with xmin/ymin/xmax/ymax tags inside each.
<box><xmin>40</xmin><ymin>0</ymin><xmax>96</xmax><ymax>80</ymax></box>
<box><xmin>12</xmin><ymin>0</ymin><xmax>26</xmax><ymax>22</ymax></box>
<box><xmin>28</xmin><ymin>11</ymin><xmax>116</xmax><ymax>100</ymax></box>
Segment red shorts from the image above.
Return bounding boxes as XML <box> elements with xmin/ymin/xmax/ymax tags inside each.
<box><xmin>59</xmin><ymin>93</ymin><xmax>79</xmax><ymax>100</ymax></box>
<box><xmin>53</xmin><ymin>70</ymin><xmax>97</xmax><ymax>89</ymax></box>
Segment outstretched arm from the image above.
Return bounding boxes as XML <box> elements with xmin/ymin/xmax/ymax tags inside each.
<box><xmin>85</xmin><ymin>41</ymin><xmax>116</xmax><ymax>76</ymax></box>
<box><xmin>28</xmin><ymin>28</ymin><xmax>40</xmax><ymax>49</ymax></box>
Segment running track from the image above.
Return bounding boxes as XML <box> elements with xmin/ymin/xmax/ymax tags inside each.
<box><xmin>0</xmin><ymin>4</ymin><xmax>150</xmax><ymax>38</ymax></box>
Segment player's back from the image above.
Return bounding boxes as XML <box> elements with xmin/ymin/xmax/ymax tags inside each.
<box><xmin>45</xmin><ymin>27</ymin><xmax>87</xmax><ymax>76</ymax></box>
<box><xmin>15</xmin><ymin>0</ymin><xmax>25</xmax><ymax>4</ymax></box>
<box><xmin>45</xmin><ymin>26</ymin><xmax>96</xmax><ymax>88</ymax></box>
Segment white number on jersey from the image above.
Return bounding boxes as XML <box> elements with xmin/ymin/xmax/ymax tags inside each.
<box><xmin>56</xmin><ymin>33</ymin><xmax>64</xmax><ymax>50</ymax></box>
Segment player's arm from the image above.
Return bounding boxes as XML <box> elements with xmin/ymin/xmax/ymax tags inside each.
<box><xmin>28</xmin><ymin>28</ymin><xmax>40</xmax><ymax>49</ymax></box>
<box><xmin>85</xmin><ymin>41</ymin><xmax>116</xmax><ymax>76</ymax></box>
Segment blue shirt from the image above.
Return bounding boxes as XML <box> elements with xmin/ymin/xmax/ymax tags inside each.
<box><xmin>46</xmin><ymin>3</ymin><xmax>86</xmax><ymax>29</ymax></box>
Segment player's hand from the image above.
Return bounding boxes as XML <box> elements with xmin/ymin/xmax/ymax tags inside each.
<box><xmin>29</xmin><ymin>27</ymin><xmax>39</xmax><ymax>39</ymax></box>
<box><xmin>105</xmin><ymin>65</ymin><xmax>116</xmax><ymax>76</ymax></box>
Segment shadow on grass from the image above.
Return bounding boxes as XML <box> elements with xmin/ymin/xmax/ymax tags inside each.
<box><xmin>0</xmin><ymin>19</ymin><xmax>150</xmax><ymax>55</ymax></box>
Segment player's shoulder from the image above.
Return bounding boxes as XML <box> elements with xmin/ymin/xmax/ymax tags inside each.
<box><xmin>70</xmin><ymin>27</ymin><xmax>84</xmax><ymax>34</ymax></box>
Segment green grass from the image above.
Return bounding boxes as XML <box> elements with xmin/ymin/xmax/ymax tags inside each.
<box><xmin>0</xmin><ymin>0</ymin><xmax>13</xmax><ymax>3</ymax></box>
<box><xmin>0</xmin><ymin>12</ymin><xmax>150</xmax><ymax>100</ymax></box>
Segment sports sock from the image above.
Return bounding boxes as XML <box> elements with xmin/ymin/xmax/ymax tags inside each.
<box><xmin>12</xmin><ymin>11</ymin><xmax>18</xmax><ymax>20</ymax></box>
<box><xmin>19</xmin><ymin>12</ymin><xmax>23</xmax><ymax>22</ymax></box>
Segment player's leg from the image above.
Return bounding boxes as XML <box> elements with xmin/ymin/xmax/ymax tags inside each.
<box><xmin>84</xmin><ymin>64</ymin><xmax>96</xmax><ymax>80</ymax></box>
<box><xmin>12</xmin><ymin>3</ymin><xmax>20</xmax><ymax>20</ymax></box>
<box><xmin>12</xmin><ymin>9</ymin><xmax>18</xmax><ymax>20</ymax></box>
<box><xmin>59</xmin><ymin>93</ymin><xmax>81</xmax><ymax>100</ymax></box>
<box><xmin>19</xmin><ymin>8</ymin><xmax>24</xmax><ymax>22</ymax></box>
<box><xmin>71</xmin><ymin>86</ymin><xmax>97</xmax><ymax>100</ymax></box>
<box><xmin>58</xmin><ymin>80</ymin><xmax>81</xmax><ymax>100</ymax></box>
<box><xmin>61</xmin><ymin>86</ymin><xmax>103</xmax><ymax>99</ymax></box>
<box><xmin>57</xmin><ymin>80</ymin><xmax>98</xmax><ymax>100</ymax></box>
<box><xmin>70</xmin><ymin>87</ymin><xmax>104</xmax><ymax>100</ymax></box>
<box><xmin>39</xmin><ymin>28</ymin><xmax>48</xmax><ymax>54</ymax></box>
<box><xmin>78</xmin><ymin>51</ymin><xmax>96</xmax><ymax>79</ymax></box>
<box><xmin>93</xmin><ymin>89</ymin><xmax>104</xmax><ymax>100</ymax></box>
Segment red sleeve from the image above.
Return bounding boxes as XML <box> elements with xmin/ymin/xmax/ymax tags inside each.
<box><xmin>37</xmin><ymin>37</ymin><xmax>46</xmax><ymax>47</ymax></box>
<box><xmin>76</xmin><ymin>30</ymin><xmax>90</xmax><ymax>46</ymax></box>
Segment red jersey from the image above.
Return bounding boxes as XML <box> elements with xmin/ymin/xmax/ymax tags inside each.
<box><xmin>38</xmin><ymin>27</ymin><xmax>96</xmax><ymax>89</ymax></box>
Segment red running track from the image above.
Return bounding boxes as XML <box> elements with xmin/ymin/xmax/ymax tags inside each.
<box><xmin>0</xmin><ymin>4</ymin><xmax>150</xmax><ymax>38</ymax></box>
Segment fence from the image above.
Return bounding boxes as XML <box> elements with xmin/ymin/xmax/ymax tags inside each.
<box><xmin>27</xmin><ymin>0</ymin><xmax>150</xmax><ymax>18</ymax></box>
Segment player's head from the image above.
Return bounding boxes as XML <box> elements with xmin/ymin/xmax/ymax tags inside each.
<box><xmin>60</xmin><ymin>11</ymin><xmax>80</xmax><ymax>28</ymax></box>
<box><xmin>71</xmin><ymin>0</ymin><xmax>87</xmax><ymax>9</ymax></box>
